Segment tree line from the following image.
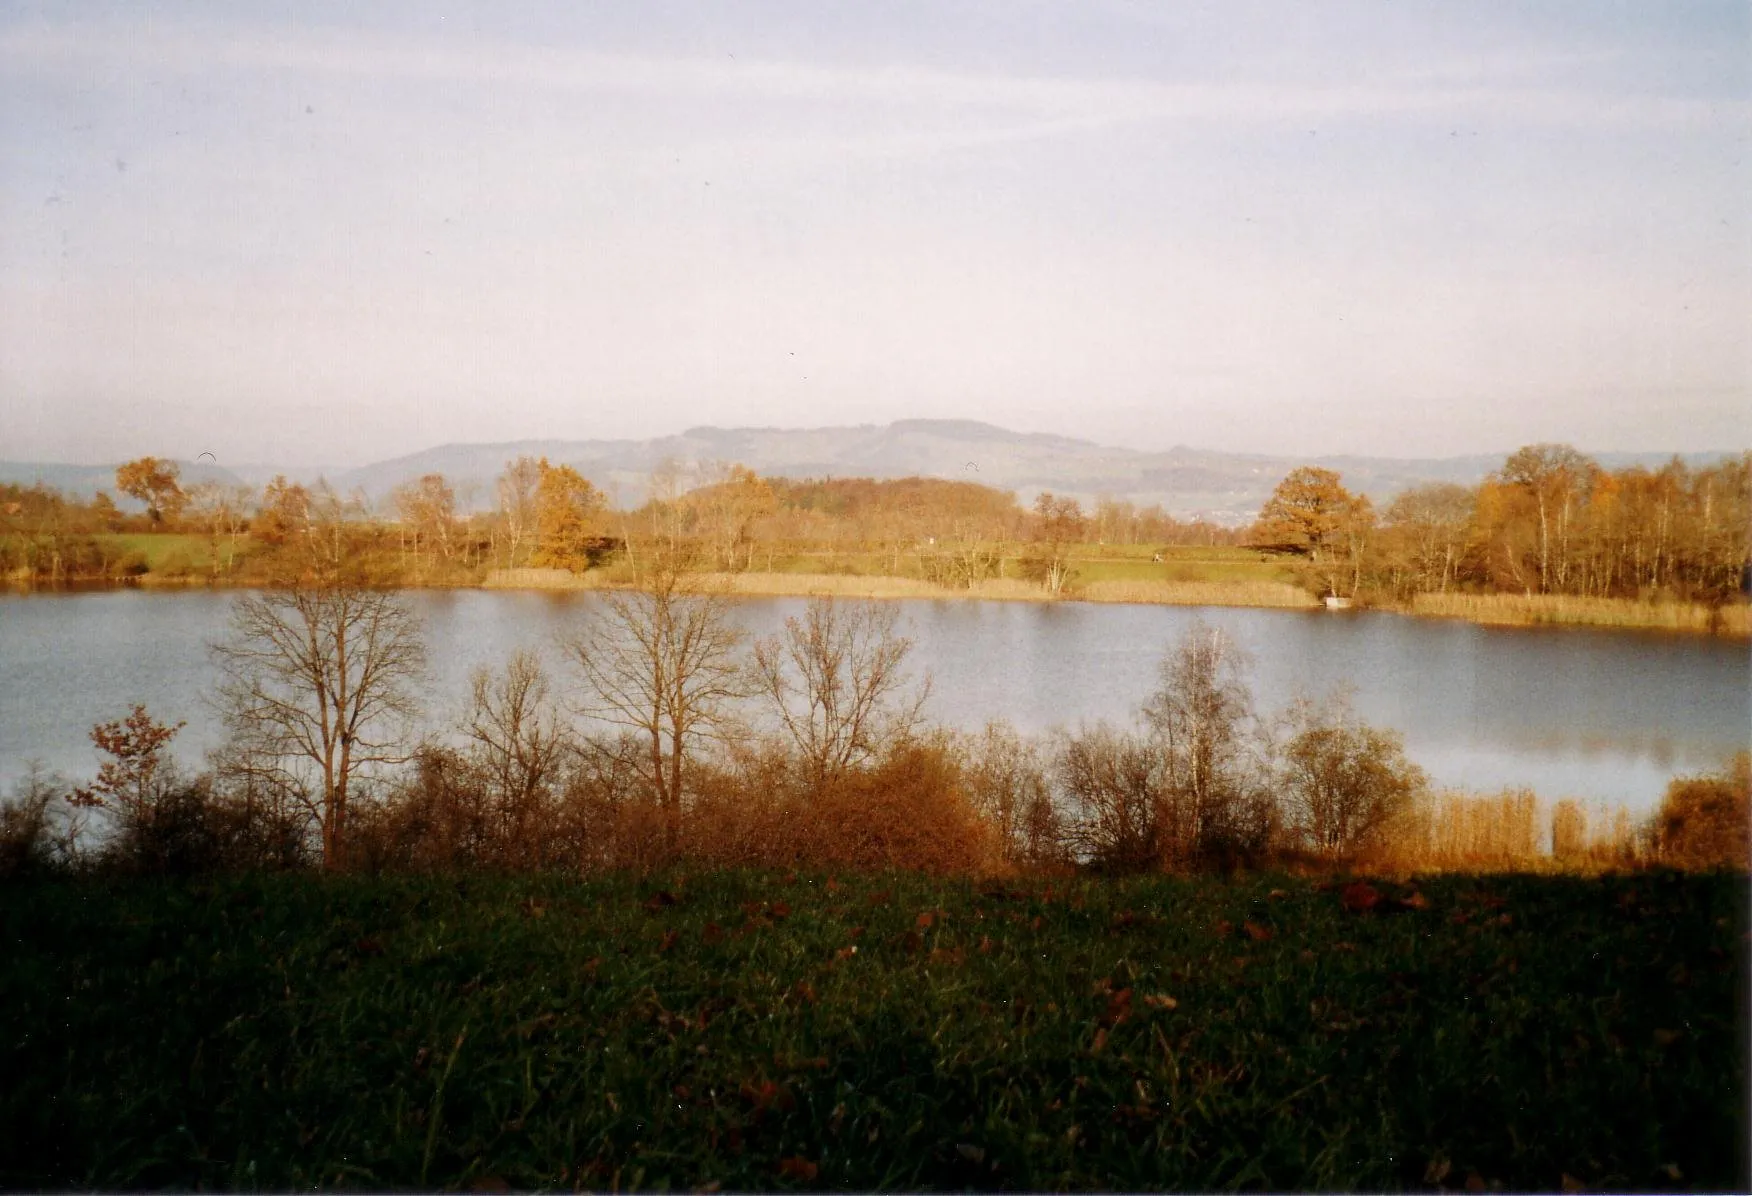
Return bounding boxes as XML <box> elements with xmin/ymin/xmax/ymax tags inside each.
<box><xmin>3</xmin><ymin>445</ymin><xmax>1747</xmax><ymax>614</ymax></box>
<box><xmin>1248</xmin><ymin>446</ymin><xmax>1752</xmax><ymax>605</ymax></box>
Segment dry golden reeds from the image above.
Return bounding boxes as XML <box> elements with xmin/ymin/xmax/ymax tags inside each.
<box><xmin>1410</xmin><ymin>592</ymin><xmax>1750</xmax><ymax>637</ymax></box>
<box><xmin>1076</xmin><ymin>579</ymin><xmax>1319</xmax><ymax>608</ymax></box>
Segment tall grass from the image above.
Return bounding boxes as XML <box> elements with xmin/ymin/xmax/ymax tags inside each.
<box><xmin>482</xmin><ymin>567</ymin><xmax>608</xmax><ymax>590</ymax></box>
<box><xmin>1410</xmin><ymin>592</ymin><xmax>1751</xmax><ymax>637</ymax></box>
<box><xmin>1365</xmin><ymin>788</ymin><xmax>1649</xmax><ymax>874</ymax></box>
<box><xmin>1078</xmin><ymin>578</ymin><xmax>1319</xmax><ymax>608</ymax></box>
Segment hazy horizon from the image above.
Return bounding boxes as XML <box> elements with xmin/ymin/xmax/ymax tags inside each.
<box><xmin>3</xmin><ymin>1</ymin><xmax>1747</xmax><ymax>468</ymax></box>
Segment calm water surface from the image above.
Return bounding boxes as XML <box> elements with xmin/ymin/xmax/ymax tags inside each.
<box><xmin>2</xmin><ymin>589</ymin><xmax>1746</xmax><ymax>812</ymax></box>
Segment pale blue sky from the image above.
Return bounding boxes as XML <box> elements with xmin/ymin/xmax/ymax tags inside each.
<box><xmin>1</xmin><ymin>1</ymin><xmax>1746</xmax><ymax>465</ymax></box>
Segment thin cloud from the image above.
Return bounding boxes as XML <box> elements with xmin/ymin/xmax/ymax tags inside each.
<box><xmin>1</xmin><ymin>17</ymin><xmax>1743</xmax><ymax>135</ymax></box>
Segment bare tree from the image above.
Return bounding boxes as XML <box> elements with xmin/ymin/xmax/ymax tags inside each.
<box><xmin>497</xmin><ymin>456</ymin><xmax>543</xmax><ymax>568</ymax></box>
<box><xmin>212</xmin><ymin>587</ymin><xmax>426</xmax><ymax>869</ymax></box>
<box><xmin>959</xmin><ymin>721</ymin><xmax>1062</xmax><ymax>868</ymax></box>
<box><xmin>562</xmin><ymin>559</ymin><xmax>745</xmax><ymax>850</ymax></box>
<box><xmin>751</xmin><ymin>597</ymin><xmax>930</xmax><ymax>790</ymax></box>
<box><xmin>463</xmin><ymin>649</ymin><xmax>570</xmax><ymax>861</ymax></box>
<box><xmin>1142</xmin><ymin>619</ymin><xmax>1267</xmax><ymax>865</ymax></box>
<box><xmin>1054</xmin><ymin>722</ymin><xmax>1164</xmax><ymax>873</ymax></box>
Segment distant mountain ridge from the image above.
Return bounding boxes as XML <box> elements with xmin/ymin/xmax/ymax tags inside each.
<box><xmin>2</xmin><ymin>421</ymin><xmax>1738</xmax><ymax>525</ymax></box>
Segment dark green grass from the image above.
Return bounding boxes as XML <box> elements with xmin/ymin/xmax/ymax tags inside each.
<box><xmin>2</xmin><ymin>871</ymin><xmax>1744</xmax><ymax>1191</ymax></box>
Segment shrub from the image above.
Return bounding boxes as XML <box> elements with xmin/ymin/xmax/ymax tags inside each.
<box><xmin>0</xmin><ymin>767</ymin><xmax>71</xmax><ymax>878</ymax></box>
<box><xmin>1279</xmin><ymin>694</ymin><xmax>1425</xmax><ymax>860</ymax></box>
<box><xmin>1656</xmin><ymin>753</ymin><xmax>1750</xmax><ymax>870</ymax></box>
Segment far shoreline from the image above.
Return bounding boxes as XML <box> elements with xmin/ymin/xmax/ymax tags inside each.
<box><xmin>10</xmin><ymin>567</ymin><xmax>1748</xmax><ymax>640</ymax></box>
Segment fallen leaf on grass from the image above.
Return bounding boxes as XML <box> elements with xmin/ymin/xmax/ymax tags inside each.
<box><xmin>776</xmin><ymin>1156</ymin><xmax>817</xmax><ymax>1181</ymax></box>
<box><xmin>956</xmin><ymin>1143</ymin><xmax>986</xmax><ymax>1163</ymax></box>
<box><xmin>834</xmin><ymin>945</ymin><xmax>858</xmax><ymax>961</ymax></box>
<box><xmin>1102</xmin><ymin>987</ymin><xmax>1134</xmax><ymax>1026</ymax></box>
<box><xmin>1242</xmin><ymin>920</ymin><xmax>1273</xmax><ymax>942</ymax></box>
<box><xmin>701</xmin><ymin>922</ymin><xmax>724</xmax><ymax>945</ymax></box>
<box><xmin>770</xmin><ymin>900</ymin><xmax>791</xmax><ymax>920</ymax></box>
<box><xmin>741</xmin><ymin>1079</ymin><xmax>796</xmax><ymax>1114</ymax></box>
<box><xmin>1214</xmin><ymin>919</ymin><xmax>1234</xmax><ymax>937</ymax></box>
<box><xmin>977</xmin><ymin>934</ymin><xmax>994</xmax><ymax>954</ymax></box>
<box><xmin>1341</xmin><ymin>882</ymin><xmax>1381</xmax><ymax>913</ymax></box>
<box><xmin>1398</xmin><ymin>891</ymin><xmax>1430</xmax><ymax>911</ymax></box>
<box><xmin>469</xmin><ymin>1175</ymin><xmax>509</xmax><ymax>1194</ymax></box>
<box><xmin>916</xmin><ymin>911</ymin><xmax>935</xmax><ymax>929</ymax></box>
<box><xmin>643</xmin><ymin>890</ymin><xmax>679</xmax><ymax>912</ymax></box>
<box><xmin>1142</xmin><ymin>993</ymin><xmax>1178</xmax><ymax>1011</ymax></box>
<box><xmin>658</xmin><ymin>929</ymin><xmax>680</xmax><ymax>953</ymax></box>
<box><xmin>1090</xmin><ymin>1027</ymin><xmax>1109</xmax><ymax>1054</ymax></box>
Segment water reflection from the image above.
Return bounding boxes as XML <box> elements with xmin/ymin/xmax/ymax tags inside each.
<box><xmin>2</xmin><ymin>590</ymin><xmax>1745</xmax><ymax>812</ymax></box>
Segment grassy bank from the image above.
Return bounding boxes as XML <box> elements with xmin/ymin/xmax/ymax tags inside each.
<box><xmin>2</xmin><ymin>870</ymin><xmax>1743</xmax><ymax>1191</ymax></box>
<box><xmin>20</xmin><ymin>533</ymin><xmax>1748</xmax><ymax>637</ymax></box>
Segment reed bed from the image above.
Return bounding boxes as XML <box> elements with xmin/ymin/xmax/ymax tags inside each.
<box><xmin>1410</xmin><ymin>592</ymin><xmax>1751</xmax><ymax>637</ymax></box>
<box><xmin>482</xmin><ymin>567</ymin><xmax>609</xmax><ymax>590</ymax></box>
<box><xmin>1078</xmin><ymin>578</ymin><xmax>1319</xmax><ymax>608</ymax></box>
<box><xmin>1365</xmin><ymin>788</ymin><xmax>1648</xmax><ymax>874</ymax></box>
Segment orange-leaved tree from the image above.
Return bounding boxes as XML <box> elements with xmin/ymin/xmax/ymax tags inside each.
<box><xmin>533</xmin><ymin>459</ymin><xmax>608</xmax><ymax>569</ymax></box>
<box><xmin>115</xmin><ymin>457</ymin><xmax>187</xmax><ymax>526</ymax></box>
<box><xmin>70</xmin><ymin>704</ymin><xmax>186</xmax><ymax>824</ymax></box>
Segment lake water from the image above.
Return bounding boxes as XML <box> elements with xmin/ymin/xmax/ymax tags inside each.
<box><xmin>2</xmin><ymin>589</ymin><xmax>1746</xmax><ymax>813</ymax></box>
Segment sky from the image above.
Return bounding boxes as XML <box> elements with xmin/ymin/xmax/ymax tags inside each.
<box><xmin>1</xmin><ymin>1</ymin><xmax>1747</xmax><ymax>467</ymax></box>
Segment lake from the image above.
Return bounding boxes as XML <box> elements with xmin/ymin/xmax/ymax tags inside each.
<box><xmin>2</xmin><ymin>589</ymin><xmax>1746</xmax><ymax>813</ymax></box>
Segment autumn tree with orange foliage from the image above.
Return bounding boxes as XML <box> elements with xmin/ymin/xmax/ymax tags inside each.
<box><xmin>115</xmin><ymin>457</ymin><xmax>187</xmax><ymax>526</ymax></box>
<box><xmin>532</xmin><ymin>459</ymin><xmax>607</xmax><ymax>570</ymax></box>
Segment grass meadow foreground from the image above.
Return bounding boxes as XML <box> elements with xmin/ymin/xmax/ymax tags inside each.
<box><xmin>1</xmin><ymin>870</ymin><xmax>1744</xmax><ymax>1191</ymax></box>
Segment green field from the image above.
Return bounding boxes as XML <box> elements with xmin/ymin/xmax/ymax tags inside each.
<box><xmin>96</xmin><ymin>532</ymin><xmax>251</xmax><ymax>575</ymax></box>
<box><xmin>2</xmin><ymin>870</ymin><xmax>1742</xmax><ymax>1190</ymax></box>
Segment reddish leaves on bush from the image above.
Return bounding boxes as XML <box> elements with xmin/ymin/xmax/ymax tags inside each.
<box><xmin>776</xmin><ymin>1156</ymin><xmax>818</xmax><ymax>1181</ymax></box>
<box><xmin>740</xmin><ymin>1079</ymin><xmax>796</xmax><ymax>1116</ymax></box>
<box><xmin>1341</xmin><ymin>882</ymin><xmax>1381</xmax><ymax>913</ymax></box>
